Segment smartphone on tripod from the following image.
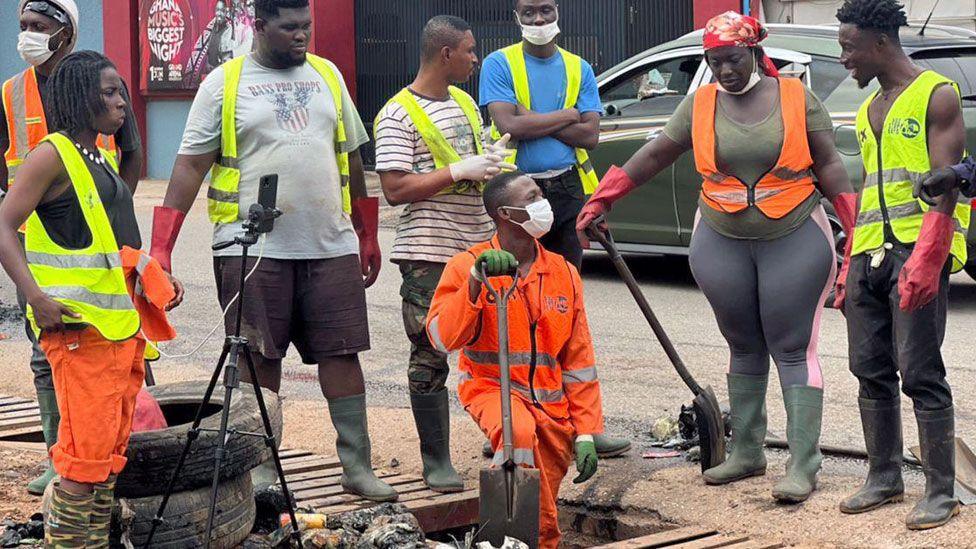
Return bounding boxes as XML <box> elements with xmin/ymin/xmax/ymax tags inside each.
<box><xmin>255</xmin><ymin>174</ymin><xmax>278</xmax><ymax>234</ymax></box>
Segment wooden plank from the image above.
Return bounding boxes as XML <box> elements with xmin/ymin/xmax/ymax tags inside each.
<box><xmin>0</xmin><ymin>440</ymin><xmax>47</xmax><ymax>453</ymax></box>
<box><xmin>0</xmin><ymin>425</ymin><xmax>44</xmax><ymax>439</ymax></box>
<box><xmin>0</xmin><ymin>416</ymin><xmax>42</xmax><ymax>429</ymax></box>
<box><xmin>591</xmin><ymin>527</ymin><xmax>720</xmax><ymax>549</ymax></box>
<box><xmin>278</xmin><ymin>448</ymin><xmax>315</xmax><ymax>459</ymax></box>
<box><xmin>0</xmin><ymin>403</ymin><xmax>42</xmax><ymax>414</ymax></box>
<box><xmin>295</xmin><ymin>475</ymin><xmax>422</xmax><ymax>501</ymax></box>
<box><xmin>281</xmin><ymin>456</ymin><xmax>341</xmax><ymax>475</ymax></box>
<box><xmin>0</xmin><ymin>408</ymin><xmax>42</xmax><ymax>421</ymax></box>
<box><xmin>404</xmin><ymin>491</ymin><xmax>480</xmax><ymax>533</ymax></box>
<box><xmin>0</xmin><ymin>397</ymin><xmax>33</xmax><ymax>406</ymax></box>
<box><xmin>285</xmin><ymin>469</ymin><xmax>400</xmax><ymax>492</ymax></box>
<box><xmin>721</xmin><ymin>541</ymin><xmax>782</xmax><ymax>549</ymax></box>
<box><xmin>669</xmin><ymin>535</ymin><xmax>751</xmax><ymax>549</ymax></box>
<box><xmin>303</xmin><ymin>480</ymin><xmax>431</xmax><ymax>510</ymax></box>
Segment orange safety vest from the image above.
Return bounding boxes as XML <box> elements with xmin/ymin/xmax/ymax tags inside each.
<box><xmin>426</xmin><ymin>237</ymin><xmax>604</xmax><ymax>436</ymax></box>
<box><xmin>3</xmin><ymin>67</ymin><xmax>118</xmax><ymax>186</ymax></box>
<box><xmin>691</xmin><ymin>77</ymin><xmax>816</xmax><ymax>220</ymax></box>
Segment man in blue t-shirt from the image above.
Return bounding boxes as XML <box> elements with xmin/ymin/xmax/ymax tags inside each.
<box><xmin>479</xmin><ymin>0</ymin><xmax>632</xmax><ymax>459</ymax></box>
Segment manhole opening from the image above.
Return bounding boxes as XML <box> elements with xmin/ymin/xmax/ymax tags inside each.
<box><xmin>159</xmin><ymin>402</ymin><xmax>223</xmax><ymax>426</ymax></box>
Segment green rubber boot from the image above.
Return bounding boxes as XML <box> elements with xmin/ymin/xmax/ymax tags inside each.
<box><xmin>328</xmin><ymin>394</ymin><xmax>398</xmax><ymax>502</ymax></box>
<box><xmin>772</xmin><ymin>386</ymin><xmax>823</xmax><ymax>503</ymax></box>
<box><xmin>88</xmin><ymin>475</ymin><xmax>116</xmax><ymax>548</ymax></box>
<box><xmin>594</xmin><ymin>433</ymin><xmax>632</xmax><ymax>458</ymax></box>
<box><xmin>704</xmin><ymin>374</ymin><xmax>768</xmax><ymax>485</ymax></box>
<box><xmin>27</xmin><ymin>390</ymin><xmax>60</xmax><ymax>496</ymax></box>
<box><xmin>906</xmin><ymin>407</ymin><xmax>960</xmax><ymax>530</ymax></box>
<box><xmin>410</xmin><ymin>389</ymin><xmax>464</xmax><ymax>493</ymax></box>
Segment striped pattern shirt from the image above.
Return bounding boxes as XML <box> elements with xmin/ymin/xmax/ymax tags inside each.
<box><xmin>375</xmin><ymin>90</ymin><xmax>495</xmax><ymax>264</ymax></box>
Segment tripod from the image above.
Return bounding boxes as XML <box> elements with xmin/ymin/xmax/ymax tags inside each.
<box><xmin>144</xmin><ymin>205</ymin><xmax>302</xmax><ymax>548</ymax></box>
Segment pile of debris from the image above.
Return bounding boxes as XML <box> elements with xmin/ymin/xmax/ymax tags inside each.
<box><xmin>246</xmin><ymin>501</ymin><xmax>427</xmax><ymax>549</ymax></box>
<box><xmin>0</xmin><ymin>515</ymin><xmax>44</xmax><ymax>547</ymax></box>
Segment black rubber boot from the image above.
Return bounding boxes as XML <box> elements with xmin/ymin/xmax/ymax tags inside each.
<box><xmin>703</xmin><ymin>374</ymin><xmax>768</xmax><ymax>485</ymax></box>
<box><xmin>327</xmin><ymin>394</ymin><xmax>398</xmax><ymax>502</ymax></box>
<box><xmin>410</xmin><ymin>389</ymin><xmax>464</xmax><ymax>493</ymax></box>
<box><xmin>906</xmin><ymin>406</ymin><xmax>960</xmax><ymax>530</ymax></box>
<box><xmin>840</xmin><ymin>398</ymin><xmax>905</xmax><ymax>514</ymax></box>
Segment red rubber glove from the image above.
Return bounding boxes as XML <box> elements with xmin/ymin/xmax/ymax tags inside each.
<box><xmin>352</xmin><ymin>197</ymin><xmax>382</xmax><ymax>288</ymax></box>
<box><xmin>898</xmin><ymin>211</ymin><xmax>954</xmax><ymax>312</ymax></box>
<box><xmin>575</xmin><ymin>166</ymin><xmax>637</xmax><ymax>248</ymax></box>
<box><xmin>831</xmin><ymin>193</ymin><xmax>858</xmax><ymax>311</ymax></box>
<box><xmin>149</xmin><ymin>206</ymin><xmax>186</xmax><ymax>274</ymax></box>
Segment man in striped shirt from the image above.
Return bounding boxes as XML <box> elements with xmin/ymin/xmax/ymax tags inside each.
<box><xmin>374</xmin><ymin>15</ymin><xmax>512</xmax><ymax>493</ymax></box>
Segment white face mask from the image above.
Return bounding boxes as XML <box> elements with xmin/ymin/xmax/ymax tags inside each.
<box><xmin>505</xmin><ymin>199</ymin><xmax>555</xmax><ymax>239</ymax></box>
<box><xmin>516</xmin><ymin>12</ymin><xmax>560</xmax><ymax>46</ymax></box>
<box><xmin>18</xmin><ymin>27</ymin><xmax>64</xmax><ymax>67</ymax></box>
<box><xmin>716</xmin><ymin>52</ymin><xmax>762</xmax><ymax>95</ymax></box>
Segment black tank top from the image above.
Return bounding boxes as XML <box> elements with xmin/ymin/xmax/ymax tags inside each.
<box><xmin>34</xmin><ymin>140</ymin><xmax>142</xmax><ymax>250</ymax></box>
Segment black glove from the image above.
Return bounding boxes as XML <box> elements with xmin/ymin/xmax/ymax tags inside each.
<box><xmin>914</xmin><ymin>167</ymin><xmax>959</xmax><ymax>206</ymax></box>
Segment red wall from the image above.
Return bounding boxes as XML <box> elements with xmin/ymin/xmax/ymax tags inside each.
<box><xmin>694</xmin><ymin>0</ymin><xmax>744</xmax><ymax>27</ymax></box>
<box><xmin>313</xmin><ymin>0</ymin><xmax>357</xmax><ymax>99</ymax></box>
<box><xmin>103</xmin><ymin>0</ymin><xmax>147</xmax><ymax>175</ymax></box>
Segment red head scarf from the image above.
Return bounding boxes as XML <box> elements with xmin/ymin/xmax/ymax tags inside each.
<box><xmin>703</xmin><ymin>11</ymin><xmax>779</xmax><ymax>77</ymax></box>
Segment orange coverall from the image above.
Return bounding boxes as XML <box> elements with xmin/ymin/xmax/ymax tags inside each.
<box><xmin>40</xmin><ymin>250</ymin><xmax>175</xmax><ymax>483</ymax></box>
<box><xmin>427</xmin><ymin>237</ymin><xmax>604</xmax><ymax>549</ymax></box>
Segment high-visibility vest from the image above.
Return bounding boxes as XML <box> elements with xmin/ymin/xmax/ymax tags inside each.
<box><xmin>853</xmin><ymin>70</ymin><xmax>969</xmax><ymax>272</ymax></box>
<box><xmin>488</xmin><ymin>43</ymin><xmax>599</xmax><ymax>194</ymax></box>
<box><xmin>376</xmin><ymin>86</ymin><xmax>484</xmax><ymax>193</ymax></box>
<box><xmin>691</xmin><ymin>78</ymin><xmax>817</xmax><ymax>219</ymax></box>
<box><xmin>25</xmin><ymin>132</ymin><xmax>139</xmax><ymax>342</ymax></box>
<box><xmin>208</xmin><ymin>54</ymin><xmax>351</xmax><ymax>224</ymax></box>
<box><xmin>3</xmin><ymin>67</ymin><xmax>118</xmax><ymax>186</ymax></box>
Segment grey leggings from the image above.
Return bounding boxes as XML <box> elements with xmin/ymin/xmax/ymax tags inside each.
<box><xmin>689</xmin><ymin>207</ymin><xmax>835</xmax><ymax>389</ymax></box>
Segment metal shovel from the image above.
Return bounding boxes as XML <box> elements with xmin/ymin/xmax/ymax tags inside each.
<box><xmin>587</xmin><ymin>220</ymin><xmax>727</xmax><ymax>472</ymax></box>
<box><xmin>477</xmin><ymin>263</ymin><xmax>542</xmax><ymax>549</ymax></box>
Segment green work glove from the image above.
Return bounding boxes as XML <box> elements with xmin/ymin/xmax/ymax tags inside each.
<box><xmin>474</xmin><ymin>250</ymin><xmax>518</xmax><ymax>279</ymax></box>
<box><xmin>573</xmin><ymin>436</ymin><xmax>598</xmax><ymax>484</ymax></box>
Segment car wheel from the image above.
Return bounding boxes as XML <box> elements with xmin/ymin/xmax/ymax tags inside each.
<box><xmin>115</xmin><ymin>380</ymin><xmax>282</xmax><ymax>498</ymax></box>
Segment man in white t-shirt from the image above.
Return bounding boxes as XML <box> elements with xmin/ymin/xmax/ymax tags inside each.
<box><xmin>374</xmin><ymin>15</ymin><xmax>511</xmax><ymax>493</ymax></box>
<box><xmin>149</xmin><ymin>0</ymin><xmax>395</xmax><ymax>502</ymax></box>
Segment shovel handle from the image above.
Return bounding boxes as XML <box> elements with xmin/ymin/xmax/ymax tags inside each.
<box><xmin>586</xmin><ymin>218</ymin><xmax>705</xmax><ymax>396</ymax></box>
<box><xmin>479</xmin><ymin>262</ymin><xmax>520</xmax><ymax>465</ymax></box>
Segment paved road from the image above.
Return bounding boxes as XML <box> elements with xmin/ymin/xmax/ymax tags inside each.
<box><xmin>2</xmin><ymin>180</ymin><xmax>976</xmax><ymax>452</ymax></box>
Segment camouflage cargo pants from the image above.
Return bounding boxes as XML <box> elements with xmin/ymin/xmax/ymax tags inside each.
<box><xmin>400</xmin><ymin>261</ymin><xmax>449</xmax><ymax>395</ymax></box>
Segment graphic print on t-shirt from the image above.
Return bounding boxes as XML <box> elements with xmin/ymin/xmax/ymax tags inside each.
<box><xmin>245</xmin><ymin>80</ymin><xmax>323</xmax><ymax>141</ymax></box>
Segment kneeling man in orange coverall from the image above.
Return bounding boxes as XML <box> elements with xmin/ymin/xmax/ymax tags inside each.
<box><xmin>427</xmin><ymin>171</ymin><xmax>604</xmax><ymax>548</ymax></box>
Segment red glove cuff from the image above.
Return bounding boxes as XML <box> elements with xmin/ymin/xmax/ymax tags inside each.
<box><xmin>351</xmin><ymin>197</ymin><xmax>380</xmax><ymax>240</ymax></box>
<box><xmin>831</xmin><ymin>192</ymin><xmax>858</xmax><ymax>237</ymax></box>
<box><xmin>916</xmin><ymin>210</ymin><xmax>955</xmax><ymax>260</ymax></box>
<box><xmin>150</xmin><ymin>206</ymin><xmax>186</xmax><ymax>273</ymax></box>
<box><xmin>590</xmin><ymin>166</ymin><xmax>637</xmax><ymax>207</ymax></box>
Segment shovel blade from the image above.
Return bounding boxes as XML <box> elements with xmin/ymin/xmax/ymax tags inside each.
<box><xmin>694</xmin><ymin>385</ymin><xmax>727</xmax><ymax>473</ymax></box>
<box><xmin>478</xmin><ymin>466</ymin><xmax>541</xmax><ymax>549</ymax></box>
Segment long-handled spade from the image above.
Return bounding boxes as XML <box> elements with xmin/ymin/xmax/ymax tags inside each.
<box><xmin>476</xmin><ymin>263</ymin><xmax>542</xmax><ymax>548</ymax></box>
<box><xmin>587</xmin><ymin>219</ymin><xmax>726</xmax><ymax>472</ymax></box>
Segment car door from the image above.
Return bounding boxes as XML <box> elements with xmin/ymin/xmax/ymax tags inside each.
<box><xmin>597</xmin><ymin>48</ymin><xmax>707</xmax><ymax>248</ymax></box>
<box><xmin>673</xmin><ymin>48</ymin><xmax>813</xmax><ymax>246</ymax></box>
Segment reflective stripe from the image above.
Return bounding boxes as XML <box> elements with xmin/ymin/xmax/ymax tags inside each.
<box><xmin>218</xmin><ymin>156</ymin><xmax>239</xmax><ymax>169</ymax></box>
<box><xmin>26</xmin><ymin>251</ymin><xmax>121</xmax><ymax>270</ymax></box>
<box><xmin>135</xmin><ymin>253</ymin><xmax>151</xmax><ymax>275</ymax></box>
<box><xmin>863</xmin><ymin>168</ymin><xmax>928</xmax><ymax>188</ymax></box>
<box><xmin>208</xmin><ymin>187</ymin><xmax>239</xmax><ymax>203</ymax></box>
<box><xmin>707</xmin><ymin>189</ymin><xmax>749</xmax><ymax>203</ymax></box>
<box><xmin>492</xmin><ymin>448</ymin><xmax>535</xmax><ymax>467</ymax></box>
<box><xmin>754</xmin><ymin>188</ymin><xmax>784</xmax><ymax>201</ymax></box>
<box><xmin>562</xmin><ymin>366</ymin><xmax>598</xmax><ymax>384</ymax></box>
<box><xmin>463</xmin><ymin>348</ymin><xmax>558</xmax><ymax>369</ymax></box>
<box><xmin>856</xmin><ymin>201</ymin><xmax>924</xmax><ymax>226</ymax></box>
<box><xmin>769</xmin><ymin>166</ymin><xmax>813</xmax><ymax>181</ymax></box>
<box><xmin>10</xmin><ymin>72</ymin><xmax>27</xmax><ymax>162</ymax></box>
<box><xmin>579</xmin><ymin>159</ymin><xmax>594</xmax><ymax>174</ymax></box>
<box><xmin>457</xmin><ymin>371</ymin><xmax>564</xmax><ymax>403</ymax></box>
<box><xmin>43</xmin><ymin>286</ymin><xmax>134</xmax><ymax>311</ymax></box>
<box><xmin>428</xmin><ymin>316</ymin><xmax>448</xmax><ymax>353</ymax></box>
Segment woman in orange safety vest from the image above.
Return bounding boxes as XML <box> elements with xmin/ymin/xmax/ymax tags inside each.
<box><xmin>577</xmin><ymin>12</ymin><xmax>858</xmax><ymax>504</ymax></box>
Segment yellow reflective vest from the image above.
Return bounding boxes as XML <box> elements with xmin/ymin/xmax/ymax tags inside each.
<box><xmin>853</xmin><ymin>70</ymin><xmax>969</xmax><ymax>272</ymax></box>
<box><xmin>25</xmin><ymin>133</ymin><xmax>139</xmax><ymax>341</ymax></box>
<box><xmin>489</xmin><ymin>42</ymin><xmax>599</xmax><ymax>194</ymax></box>
<box><xmin>208</xmin><ymin>54</ymin><xmax>352</xmax><ymax>224</ymax></box>
<box><xmin>376</xmin><ymin>86</ymin><xmax>484</xmax><ymax>193</ymax></box>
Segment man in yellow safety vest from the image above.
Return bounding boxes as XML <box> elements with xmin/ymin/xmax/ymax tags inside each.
<box><xmin>835</xmin><ymin>0</ymin><xmax>970</xmax><ymax>530</ymax></box>
<box><xmin>1</xmin><ymin>0</ymin><xmax>144</xmax><ymax>495</ymax></box>
<box><xmin>479</xmin><ymin>0</ymin><xmax>632</xmax><ymax>459</ymax></box>
<box><xmin>149</xmin><ymin>0</ymin><xmax>396</xmax><ymax>502</ymax></box>
<box><xmin>373</xmin><ymin>15</ymin><xmax>513</xmax><ymax>494</ymax></box>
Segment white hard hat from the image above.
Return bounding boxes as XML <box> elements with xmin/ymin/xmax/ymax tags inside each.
<box><xmin>18</xmin><ymin>0</ymin><xmax>80</xmax><ymax>53</ymax></box>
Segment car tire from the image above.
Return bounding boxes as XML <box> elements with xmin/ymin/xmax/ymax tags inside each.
<box><xmin>111</xmin><ymin>471</ymin><xmax>256</xmax><ymax>549</ymax></box>
<box><xmin>115</xmin><ymin>380</ymin><xmax>282</xmax><ymax>499</ymax></box>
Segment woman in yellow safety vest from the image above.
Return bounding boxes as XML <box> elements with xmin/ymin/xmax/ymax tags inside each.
<box><xmin>0</xmin><ymin>51</ymin><xmax>183</xmax><ymax>546</ymax></box>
